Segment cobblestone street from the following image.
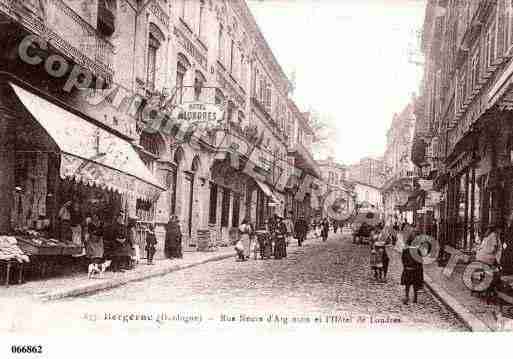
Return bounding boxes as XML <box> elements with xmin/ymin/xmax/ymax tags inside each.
<box><xmin>74</xmin><ymin>234</ymin><xmax>466</xmax><ymax>331</ymax></box>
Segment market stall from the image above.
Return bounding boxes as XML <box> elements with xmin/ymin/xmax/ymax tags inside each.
<box><xmin>0</xmin><ymin>81</ymin><xmax>165</xmax><ymax>285</ymax></box>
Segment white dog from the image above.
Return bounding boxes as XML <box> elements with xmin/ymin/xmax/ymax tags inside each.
<box><xmin>88</xmin><ymin>260</ymin><xmax>112</xmax><ymax>279</ymax></box>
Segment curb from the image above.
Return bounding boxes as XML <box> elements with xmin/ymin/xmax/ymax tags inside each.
<box><xmin>35</xmin><ymin>252</ymin><xmax>236</xmax><ymax>302</ymax></box>
<box><xmin>423</xmin><ymin>272</ymin><xmax>492</xmax><ymax>332</ymax></box>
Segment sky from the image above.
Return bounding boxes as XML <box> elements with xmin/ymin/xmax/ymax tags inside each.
<box><xmin>247</xmin><ymin>0</ymin><xmax>426</xmax><ymax>165</ymax></box>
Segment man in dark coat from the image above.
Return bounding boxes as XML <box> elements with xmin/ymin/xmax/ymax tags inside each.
<box><xmin>165</xmin><ymin>215</ymin><xmax>183</xmax><ymax>259</ymax></box>
<box><xmin>294</xmin><ymin>216</ymin><xmax>308</xmax><ymax>247</ymax></box>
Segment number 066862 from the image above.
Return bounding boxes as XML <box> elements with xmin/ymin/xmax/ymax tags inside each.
<box><xmin>11</xmin><ymin>345</ymin><xmax>43</xmax><ymax>354</ymax></box>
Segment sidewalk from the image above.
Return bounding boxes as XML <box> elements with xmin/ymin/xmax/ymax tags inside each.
<box><xmin>0</xmin><ymin>231</ymin><xmax>325</xmax><ymax>302</ymax></box>
<box><xmin>0</xmin><ymin>246</ymin><xmax>235</xmax><ymax>302</ymax></box>
<box><xmin>388</xmin><ymin>238</ymin><xmax>499</xmax><ymax>331</ymax></box>
<box><xmin>422</xmin><ymin>261</ymin><xmax>498</xmax><ymax>331</ymax></box>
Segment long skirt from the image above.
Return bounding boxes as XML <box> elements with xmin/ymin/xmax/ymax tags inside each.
<box><xmin>401</xmin><ymin>267</ymin><xmax>423</xmax><ymax>289</ymax></box>
<box><xmin>60</xmin><ymin>220</ymin><xmax>71</xmax><ymax>242</ymax></box>
<box><xmin>274</xmin><ymin>237</ymin><xmax>286</xmax><ymax>259</ymax></box>
<box><xmin>240</xmin><ymin>234</ymin><xmax>250</xmax><ymax>257</ymax></box>
<box><xmin>86</xmin><ymin>234</ymin><xmax>104</xmax><ymax>259</ymax></box>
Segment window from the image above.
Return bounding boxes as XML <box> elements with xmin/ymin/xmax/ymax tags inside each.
<box><xmin>486</xmin><ymin>22</ymin><xmax>497</xmax><ymax>70</ymax></box>
<box><xmin>194</xmin><ymin>70</ymin><xmax>206</xmax><ymax>101</ymax></box>
<box><xmin>469</xmin><ymin>47</ymin><xmax>479</xmax><ymax>93</ymax></box>
<box><xmin>218</xmin><ymin>25</ymin><xmax>225</xmax><ymax>63</ymax></box>
<box><xmin>240</xmin><ymin>54</ymin><xmax>245</xmax><ymax>86</ymax></box>
<box><xmin>176</xmin><ymin>63</ymin><xmax>186</xmax><ymax>104</ymax></box>
<box><xmin>180</xmin><ymin>0</ymin><xmax>185</xmax><ymax>19</ymax></box>
<box><xmin>221</xmin><ymin>188</ymin><xmax>230</xmax><ymax>227</ymax></box>
<box><xmin>232</xmin><ymin>194</ymin><xmax>240</xmax><ymax>227</ymax></box>
<box><xmin>209</xmin><ymin>183</ymin><xmax>218</xmax><ymax>224</ymax></box>
<box><xmin>198</xmin><ymin>0</ymin><xmax>205</xmax><ymax>38</ymax></box>
<box><xmin>215</xmin><ymin>88</ymin><xmax>225</xmax><ymax>106</ymax></box>
<box><xmin>230</xmin><ymin>40</ymin><xmax>235</xmax><ymax>73</ymax></box>
<box><xmin>147</xmin><ymin>34</ymin><xmax>159</xmax><ymax>91</ymax></box>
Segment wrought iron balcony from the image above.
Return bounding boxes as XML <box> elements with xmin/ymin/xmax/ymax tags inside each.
<box><xmin>0</xmin><ymin>0</ymin><xmax>114</xmax><ymax>84</ymax></box>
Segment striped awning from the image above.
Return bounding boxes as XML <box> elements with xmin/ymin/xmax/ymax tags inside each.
<box><xmin>10</xmin><ymin>83</ymin><xmax>165</xmax><ymax>201</ymax></box>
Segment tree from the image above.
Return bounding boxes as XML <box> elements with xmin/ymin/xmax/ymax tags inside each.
<box><xmin>307</xmin><ymin>108</ymin><xmax>338</xmax><ymax>159</ymax></box>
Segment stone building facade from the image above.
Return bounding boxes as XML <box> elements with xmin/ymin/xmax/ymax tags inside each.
<box><xmin>381</xmin><ymin>101</ymin><xmax>418</xmax><ymax>222</ymax></box>
<box><xmin>0</xmin><ymin>0</ymin><xmax>323</xmax><ymax>257</ymax></box>
<box><xmin>415</xmin><ymin>0</ymin><xmax>513</xmax><ymax>268</ymax></box>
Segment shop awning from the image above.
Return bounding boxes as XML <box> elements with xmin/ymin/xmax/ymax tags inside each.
<box><xmin>255</xmin><ymin>180</ymin><xmax>281</xmax><ymax>206</ymax></box>
<box><xmin>10</xmin><ymin>83</ymin><xmax>165</xmax><ymax>201</ymax></box>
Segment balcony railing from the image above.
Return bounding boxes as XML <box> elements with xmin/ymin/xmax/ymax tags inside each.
<box><xmin>0</xmin><ymin>0</ymin><xmax>114</xmax><ymax>83</ymax></box>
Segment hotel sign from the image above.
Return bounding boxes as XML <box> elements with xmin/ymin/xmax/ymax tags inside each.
<box><xmin>171</xmin><ymin>102</ymin><xmax>223</xmax><ymax>128</ymax></box>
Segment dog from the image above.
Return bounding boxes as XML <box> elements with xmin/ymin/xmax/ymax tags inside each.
<box><xmin>88</xmin><ymin>260</ymin><xmax>112</xmax><ymax>279</ymax></box>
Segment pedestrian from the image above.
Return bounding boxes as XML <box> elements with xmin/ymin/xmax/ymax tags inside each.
<box><xmin>333</xmin><ymin>220</ymin><xmax>339</xmax><ymax>234</ymax></box>
<box><xmin>321</xmin><ymin>218</ymin><xmax>329</xmax><ymax>242</ymax></box>
<box><xmin>145</xmin><ymin>224</ymin><xmax>157</xmax><ymax>265</ymax></box>
<box><xmin>84</xmin><ymin>213</ymin><xmax>104</xmax><ymax>268</ymax></box>
<box><xmin>274</xmin><ymin>216</ymin><xmax>287</xmax><ymax>259</ymax></box>
<box><xmin>294</xmin><ymin>216</ymin><xmax>307</xmax><ymax>247</ymax></box>
<box><xmin>260</xmin><ymin>219</ymin><xmax>272</xmax><ymax>259</ymax></box>
<box><xmin>401</xmin><ymin>233</ymin><xmax>424</xmax><ymax>304</ymax></box>
<box><xmin>165</xmin><ymin>215</ymin><xmax>183</xmax><ymax>259</ymax></box>
<box><xmin>370</xmin><ymin>243</ymin><xmax>383</xmax><ymax>281</ymax></box>
<box><xmin>237</xmin><ymin>219</ymin><xmax>252</xmax><ymax>261</ymax></box>
<box><xmin>502</xmin><ymin>214</ymin><xmax>513</xmax><ymax>275</ymax></box>
<box><xmin>109</xmin><ymin>211</ymin><xmax>128</xmax><ymax>272</ymax></box>
<box><xmin>283</xmin><ymin>212</ymin><xmax>294</xmax><ymax>250</ymax></box>
<box><xmin>382</xmin><ymin>241</ymin><xmax>390</xmax><ymax>282</ymax></box>
<box><xmin>58</xmin><ymin>200</ymin><xmax>72</xmax><ymax>242</ymax></box>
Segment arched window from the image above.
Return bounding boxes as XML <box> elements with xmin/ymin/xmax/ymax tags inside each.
<box><xmin>191</xmin><ymin>155</ymin><xmax>201</xmax><ymax>172</ymax></box>
<box><xmin>226</xmin><ymin>100</ymin><xmax>235</xmax><ymax>122</ymax></box>
<box><xmin>215</xmin><ymin>88</ymin><xmax>225</xmax><ymax>106</ymax></box>
<box><xmin>147</xmin><ymin>23</ymin><xmax>165</xmax><ymax>92</ymax></box>
<box><xmin>237</xmin><ymin>110</ymin><xmax>244</xmax><ymax>124</ymax></box>
<box><xmin>194</xmin><ymin>70</ymin><xmax>206</xmax><ymax>101</ymax></box>
<box><xmin>176</xmin><ymin>53</ymin><xmax>191</xmax><ymax>104</ymax></box>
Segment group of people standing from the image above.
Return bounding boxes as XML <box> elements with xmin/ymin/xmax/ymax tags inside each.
<box><xmin>57</xmin><ymin>201</ymin><xmax>139</xmax><ymax>272</ymax></box>
<box><xmin>234</xmin><ymin>213</ymin><xmax>318</xmax><ymax>261</ymax></box>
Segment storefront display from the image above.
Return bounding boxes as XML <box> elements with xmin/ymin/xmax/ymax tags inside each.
<box><xmin>0</xmin><ymin>79</ymin><xmax>165</xmax><ymax>285</ymax></box>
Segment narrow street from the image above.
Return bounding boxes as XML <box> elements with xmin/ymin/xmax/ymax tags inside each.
<box><xmin>74</xmin><ymin>233</ymin><xmax>466</xmax><ymax>331</ymax></box>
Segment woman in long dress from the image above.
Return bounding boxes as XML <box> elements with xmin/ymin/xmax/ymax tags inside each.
<box><xmin>274</xmin><ymin>217</ymin><xmax>287</xmax><ymax>260</ymax></box>
<box><xmin>237</xmin><ymin>219</ymin><xmax>251</xmax><ymax>261</ymax></box>
<box><xmin>85</xmin><ymin>213</ymin><xmax>104</xmax><ymax>266</ymax></box>
<box><xmin>401</xmin><ymin>233</ymin><xmax>424</xmax><ymax>304</ymax></box>
<box><xmin>239</xmin><ymin>218</ymin><xmax>251</xmax><ymax>259</ymax></box>
<box><xmin>165</xmin><ymin>216</ymin><xmax>183</xmax><ymax>259</ymax></box>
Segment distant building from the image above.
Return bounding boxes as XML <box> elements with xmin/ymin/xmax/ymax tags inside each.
<box><xmin>381</xmin><ymin>100</ymin><xmax>417</xmax><ymax>222</ymax></box>
<box><xmin>353</xmin><ymin>181</ymin><xmax>383</xmax><ymax>213</ymax></box>
<box><xmin>347</xmin><ymin>157</ymin><xmax>385</xmax><ymax>189</ymax></box>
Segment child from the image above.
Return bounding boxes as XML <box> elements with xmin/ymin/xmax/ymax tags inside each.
<box><xmin>145</xmin><ymin>224</ymin><xmax>157</xmax><ymax>265</ymax></box>
<box><xmin>370</xmin><ymin>243</ymin><xmax>384</xmax><ymax>281</ymax></box>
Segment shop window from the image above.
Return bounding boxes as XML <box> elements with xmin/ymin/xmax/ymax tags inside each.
<box><xmin>209</xmin><ymin>183</ymin><xmax>218</xmax><ymax>224</ymax></box>
<box><xmin>232</xmin><ymin>193</ymin><xmax>240</xmax><ymax>227</ymax></box>
<box><xmin>136</xmin><ymin>199</ymin><xmax>154</xmax><ymax>223</ymax></box>
<box><xmin>221</xmin><ymin>188</ymin><xmax>230</xmax><ymax>227</ymax></box>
